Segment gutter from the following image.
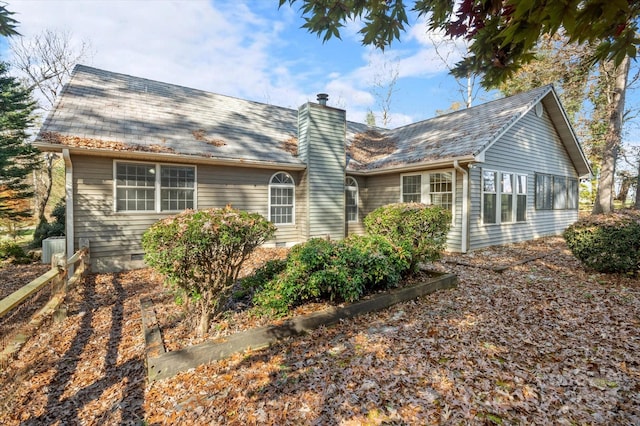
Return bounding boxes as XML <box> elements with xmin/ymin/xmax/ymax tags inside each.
<box><xmin>453</xmin><ymin>160</ymin><xmax>469</xmax><ymax>253</ymax></box>
<box><xmin>33</xmin><ymin>143</ymin><xmax>307</xmax><ymax>171</ymax></box>
<box><xmin>62</xmin><ymin>149</ymin><xmax>75</xmax><ymax>275</ymax></box>
<box><xmin>348</xmin><ymin>155</ymin><xmax>476</xmax><ymax>176</ymax></box>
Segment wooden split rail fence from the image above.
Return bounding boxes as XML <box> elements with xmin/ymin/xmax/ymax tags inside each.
<box><xmin>0</xmin><ymin>240</ymin><xmax>90</xmax><ymax>368</ymax></box>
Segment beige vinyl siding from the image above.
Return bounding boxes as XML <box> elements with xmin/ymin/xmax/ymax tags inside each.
<box><xmin>469</xmin><ymin>107</ymin><xmax>579</xmax><ymax>250</ymax></box>
<box><xmin>72</xmin><ymin>154</ymin><xmax>303</xmax><ymax>271</ymax></box>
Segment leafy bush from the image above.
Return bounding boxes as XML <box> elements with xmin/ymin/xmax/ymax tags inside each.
<box><xmin>253</xmin><ymin>235</ymin><xmax>410</xmax><ymax>316</ymax></box>
<box><xmin>32</xmin><ymin>199</ymin><xmax>65</xmax><ymax>248</ymax></box>
<box><xmin>142</xmin><ymin>206</ymin><xmax>276</xmax><ymax>335</ymax></box>
<box><xmin>564</xmin><ymin>210</ymin><xmax>640</xmax><ymax>274</ymax></box>
<box><xmin>364</xmin><ymin>202</ymin><xmax>451</xmax><ymax>271</ymax></box>
<box><xmin>0</xmin><ymin>241</ymin><xmax>30</xmax><ymax>264</ymax></box>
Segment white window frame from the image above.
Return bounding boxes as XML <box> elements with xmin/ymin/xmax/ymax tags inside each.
<box><xmin>268</xmin><ymin>171</ymin><xmax>295</xmax><ymax>225</ymax></box>
<box><xmin>481</xmin><ymin>169</ymin><xmax>528</xmax><ymax>225</ymax></box>
<box><xmin>113</xmin><ymin>160</ymin><xmax>197</xmax><ymax>213</ymax></box>
<box><xmin>400</xmin><ymin>170</ymin><xmax>456</xmax><ymax>222</ymax></box>
<box><xmin>345</xmin><ymin>176</ymin><xmax>358</xmax><ymax>223</ymax></box>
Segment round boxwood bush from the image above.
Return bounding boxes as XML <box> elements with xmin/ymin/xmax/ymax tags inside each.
<box><xmin>563</xmin><ymin>210</ymin><xmax>640</xmax><ymax>274</ymax></box>
<box><xmin>364</xmin><ymin>202</ymin><xmax>451</xmax><ymax>271</ymax></box>
<box><xmin>253</xmin><ymin>235</ymin><xmax>410</xmax><ymax>316</ymax></box>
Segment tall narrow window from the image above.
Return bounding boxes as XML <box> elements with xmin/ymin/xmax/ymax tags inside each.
<box><xmin>402</xmin><ymin>175</ymin><xmax>421</xmax><ymax>202</ymax></box>
<box><xmin>501</xmin><ymin>173</ymin><xmax>514</xmax><ymax>223</ymax></box>
<box><xmin>345</xmin><ymin>177</ymin><xmax>358</xmax><ymax>222</ymax></box>
<box><xmin>429</xmin><ymin>172</ymin><xmax>453</xmax><ymax>212</ymax></box>
<box><xmin>269</xmin><ymin>172</ymin><xmax>295</xmax><ymax>225</ymax></box>
<box><xmin>483</xmin><ymin>170</ymin><xmax>497</xmax><ymax>224</ymax></box>
<box><xmin>160</xmin><ymin>166</ymin><xmax>195</xmax><ymax>211</ymax></box>
<box><xmin>553</xmin><ymin>176</ymin><xmax>567</xmax><ymax>209</ymax></box>
<box><xmin>516</xmin><ymin>175</ymin><xmax>527</xmax><ymax>222</ymax></box>
<box><xmin>535</xmin><ymin>173</ymin><xmax>553</xmax><ymax>210</ymax></box>
<box><xmin>567</xmin><ymin>178</ymin><xmax>579</xmax><ymax>209</ymax></box>
<box><xmin>116</xmin><ymin>163</ymin><xmax>156</xmax><ymax>211</ymax></box>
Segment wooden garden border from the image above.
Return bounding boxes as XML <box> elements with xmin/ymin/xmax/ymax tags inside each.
<box><xmin>142</xmin><ymin>272</ymin><xmax>457</xmax><ymax>381</ymax></box>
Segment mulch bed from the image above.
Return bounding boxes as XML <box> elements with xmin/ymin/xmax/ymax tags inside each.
<box><xmin>0</xmin><ymin>237</ymin><xmax>639</xmax><ymax>425</ymax></box>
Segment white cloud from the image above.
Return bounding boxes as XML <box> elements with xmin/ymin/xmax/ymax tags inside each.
<box><xmin>7</xmin><ymin>0</ymin><xmax>311</xmax><ymax>108</ymax></box>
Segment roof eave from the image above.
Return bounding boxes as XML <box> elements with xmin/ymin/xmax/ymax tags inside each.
<box><xmin>347</xmin><ymin>155</ymin><xmax>477</xmax><ymax>175</ymax></box>
<box><xmin>33</xmin><ymin>143</ymin><xmax>307</xmax><ymax>171</ymax></box>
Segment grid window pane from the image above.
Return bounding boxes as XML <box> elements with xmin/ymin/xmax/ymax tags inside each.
<box><xmin>116</xmin><ymin>163</ymin><xmax>155</xmax><ymax>187</ymax></box>
<box><xmin>159</xmin><ymin>166</ymin><xmax>195</xmax><ymax>211</ymax></box>
<box><xmin>483</xmin><ymin>171</ymin><xmax>497</xmax><ymax>193</ymax></box>
<box><xmin>346</xmin><ymin>177</ymin><xmax>358</xmax><ymax>223</ymax></box>
<box><xmin>429</xmin><ymin>172</ymin><xmax>453</xmax><ymax>212</ymax></box>
<box><xmin>402</xmin><ymin>175</ymin><xmax>421</xmax><ymax>202</ymax></box>
<box><xmin>161</xmin><ymin>189</ymin><xmax>194</xmax><ymax>211</ymax></box>
<box><xmin>269</xmin><ymin>173</ymin><xmax>295</xmax><ymax>224</ymax></box>
<box><xmin>116</xmin><ymin>188</ymin><xmax>155</xmax><ymax>211</ymax></box>
<box><xmin>501</xmin><ymin>194</ymin><xmax>513</xmax><ymax>222</ymax></box>
<box><xmin>115</xmin><ymin>163</ymin><xmax>156</xmax><ymax>211</ymax></box>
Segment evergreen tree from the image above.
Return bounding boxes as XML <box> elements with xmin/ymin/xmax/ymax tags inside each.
<box><xmin>0</xmin><ymin>61</ymin><xmax>39</xmax><ymax>220</ymax></box>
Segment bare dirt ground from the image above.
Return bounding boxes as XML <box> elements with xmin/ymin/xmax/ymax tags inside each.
<box><xmin>0</xmin><ymin>237</ymin><xmax>638</xmax><ymax>425</ymax></box>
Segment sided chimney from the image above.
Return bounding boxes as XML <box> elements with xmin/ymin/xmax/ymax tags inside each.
<box><xmin>317</xmin><ymin>93</ymin><xmax>329</xmax><ymax>106</ymax></box>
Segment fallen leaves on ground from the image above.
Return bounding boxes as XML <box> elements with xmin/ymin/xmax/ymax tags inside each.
<box><xmin>0</xmin><ymin>237</ymin><xmax>639</xmax><ymax>425</ymax></box>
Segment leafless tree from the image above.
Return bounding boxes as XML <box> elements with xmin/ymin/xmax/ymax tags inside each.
<box><xmin>10</xmin><ymin>29</ymin><xmax>93</xmax><ymax>228</ymax></box>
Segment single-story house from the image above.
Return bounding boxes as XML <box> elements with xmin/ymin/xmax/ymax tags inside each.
<box><xmin>34</xmin><ymin>65</ymin><xmax>591</xmax><ymax>272</ymax></box>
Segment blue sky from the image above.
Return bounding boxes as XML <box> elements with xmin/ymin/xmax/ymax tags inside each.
<box><xmin>1</xmin><ymin>0</ymin><xmax>498</xmax><ymax>128</ymax></box>
<box><xmin>1</xmin><ymin>0</ymin><xmax>639</xmax><ymax>148</ymax></box>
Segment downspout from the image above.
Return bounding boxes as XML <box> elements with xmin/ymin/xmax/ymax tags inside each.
<box><xmin>453</xmin><ymin>160</ymin><xmax>469</xmax><ymax>253</ymax></box>
<box><xmin>62</xmin><ymin>149</ymin><xmax>74</xmax><ymax>275</ymax></box>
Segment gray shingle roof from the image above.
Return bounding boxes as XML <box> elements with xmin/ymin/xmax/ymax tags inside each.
<box><xmin>36</xmin><ymin>65</ymin><xmax>570</xmax><ymax>173</ymax></box>
<box><xmin>348</xmin><ymin>85</ymin><xmax>552</xmax><ymax>170</ymax></box>
<box><xmin>38</xmin><ymin>65</ymin><xmax>304</xmax><ymax>166</ymax></box>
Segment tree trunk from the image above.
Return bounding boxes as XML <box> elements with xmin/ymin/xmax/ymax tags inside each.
<box><xmin>197</xmin><ymin>302</ymin><xmax>210</xmax><ymax>337</ymax></box>
<box><xmin>33</xmin><ymin>153</ymin><xmax>54</xmax><ymax>224</ymax></box>
<box><xmin>635</xmin><ymin>161</ymin><xmax>640</xmax><ymax>209</ymax></box>
<box><xmin>592</xmin><ymin>56</ymin><xmax>630</xmax><ymax>214</ymax></box>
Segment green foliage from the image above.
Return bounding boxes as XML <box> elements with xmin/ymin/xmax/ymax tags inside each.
<box><xmin>0</xmin><ymin>61</ymin><xmax>39</xmax><ymax>220</ymax></box>
<box><xmin>364</xmin><ymin>202</ymin><xmax>451</xmax><ymax>271</ymax></box>
<box><xmin>142</xmin><ymin>206</ymin><xmax>276</xmax><ymax>335</ymax></box>
<box><xmin>0</xmin><ymin>240</ymin><xmax>30</xmax><ymax>264</ymax></box>
<box><xmin>563</xmin><ymin>210</ymin><xmax>640</xmax><ymax>274</ymax></box>
<box><xmin>253</xmin><ymin>235</ymin><xmax>410</xmax><ymax>316</ymax></box>
<box><xmin>31</xmin><ymin>198</ymin><xmax>65</xmax><ymax>248</ymax></box>
<box><xmin>280</xmin><ymin>0</ymin><xmax>640</xmax><ymax>88</ymax></box>
<box><xmin>0</xmin><ymin>4</ymin><xmax>20</xmax><ymax>37</ymax></box>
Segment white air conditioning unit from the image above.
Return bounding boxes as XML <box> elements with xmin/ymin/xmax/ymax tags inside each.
<box><xmin>42</xmin><ymin>236</ymin><xmax>66</xmax><ymax>264</ymax></box>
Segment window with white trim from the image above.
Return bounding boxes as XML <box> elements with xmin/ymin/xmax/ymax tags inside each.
<box><xmin>115</xmin><ymin>162</ymin><xmax>195</xmax><ymax>212</ymax></box>
<box><xmin>401</xmin><ymin>171</ymin><xmax>454</xmax><ymax>215</ymax></box>
<box><xmin>535</xmin><ymin>173</ymin><xmax>579</xmax><ymax>210</ymax></box>
<box><xmin>482</xmin><ymin>169</ymin><xmax>527</xmax><ymax>224</ymax></box>
<box><xmin>345</xmin><ymin>176</ymin><xmax>358</xmax><ymax>222</ymax></box>
<box><xmin>269</xmin><ymin>172</ymin><xmax>295</xmax><ymax>225</ymax></box>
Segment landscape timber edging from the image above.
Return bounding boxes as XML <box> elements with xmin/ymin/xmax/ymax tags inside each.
<box><xmin>141</xmin><ymin>272</ymin><xmax>457</xmax><ymax>381</ymax></box>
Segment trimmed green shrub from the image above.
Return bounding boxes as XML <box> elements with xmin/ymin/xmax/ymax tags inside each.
<box><xmin>364</xmin><ymin>202</ymin><xmax>451</xmax><ymax>270</ymax></box>
<box><xmin>564</xmin><ymin>210</ymin><xmax>640</xmax><ymax>274</ymax></box>
<box><xmin>253</xmin><ymin>235</ymin><xmax>410</xmax><ymax>316</ymax></box>
<box><xmin>32</xmin><ymin>199</ymin><xmax>66</xmax><ymax>248</ymax></box>
<box><xmin>0</xmin><ymin>241</ymin><xmax>29</xmax><ymax>263</ymax></box>
<box><xmin>142</xmin><ymin>206</ymin><xmax>276</xmax><ymax>335</ymax></box>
